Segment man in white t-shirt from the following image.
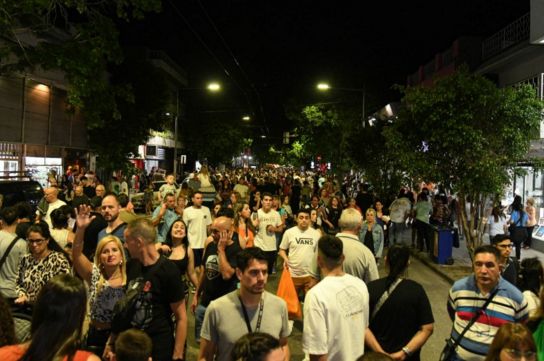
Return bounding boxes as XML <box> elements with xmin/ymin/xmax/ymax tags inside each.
<box><xmin>41</xmin><ymin>187</ymin><xmax>66</xmax><ymax>229</ymax></box>
<box><xmin>303</xmin><ymin>234</ymin><xmax>369</xmax><ymax>361</ymax></box>
<box><xmin>183</xmin><ymin>191</ymin><xmax>212</xmax><ymax>271</ymax></box>
<box><xmin>279</xmin><ymin>208</ymin><xmax>321</xmax><ymax>296</ymax></box>
<box><xmin>253</xmin><ymin>193</ymin><xmax>283</xmax><ymax>274</ymax></box>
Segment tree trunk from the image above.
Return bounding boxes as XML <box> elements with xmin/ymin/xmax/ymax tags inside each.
<box><xmin>458</xmin><ymin>193</ymin><xmax>486</xmax><ymax>261</ymax></box>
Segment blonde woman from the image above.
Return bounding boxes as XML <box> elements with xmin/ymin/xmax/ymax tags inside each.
<box><xmin>360</xmin><ymin>208</ymin><xmax>384</xmax><ymax>261</ymax></box>
<box><xmin>525</xmin><ymin>197</ymin><xmax>537</xmax><ymax>249</ymax></box>
<box><xmin>72</xmin><ymin>205</ymin><xmax>126</xmax><ymax>356</ymax></box>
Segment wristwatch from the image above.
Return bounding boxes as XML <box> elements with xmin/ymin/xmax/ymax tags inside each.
<box><xmin>402</xmin><ymin>346</ymin><xmax>412</xmax><ymax>357</ymax></box>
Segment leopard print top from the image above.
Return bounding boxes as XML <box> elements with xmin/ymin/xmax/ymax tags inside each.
<box><xmin>16</xmin><ymin>251</ymin><xmax>71</xmax><ymax>303</ymax></box>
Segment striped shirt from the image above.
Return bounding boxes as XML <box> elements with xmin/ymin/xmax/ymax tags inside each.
<box><xmin>447</xmin><ymin>276</ymin><xmax>528</xmax><ymax>360</ymax></box>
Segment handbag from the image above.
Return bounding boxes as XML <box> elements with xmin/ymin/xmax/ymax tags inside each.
<box><xmin>439</xmin><ymin>288</ymin><xmax>498</xmax><ymax>361</ymax></box>
<box><xmin>276</xmin><ymin>270</ymin><xmax>302</xmax><ymax>320</ymax></box>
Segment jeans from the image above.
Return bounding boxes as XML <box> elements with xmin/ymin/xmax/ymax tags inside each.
<box><xmin>195</xmin><ymin>304</ymin><xmax>207</xmax><ymax>342</ymax></box>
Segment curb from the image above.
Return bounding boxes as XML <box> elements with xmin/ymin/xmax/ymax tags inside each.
<box><xmin>409</xmin><ymin>249</ymin><xmax>469</xmax><ymax>285</ymax></box>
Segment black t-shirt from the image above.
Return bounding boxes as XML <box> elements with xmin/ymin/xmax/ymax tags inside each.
<box><xmin>83</xmin><ymin>185</ymin><xmax>96</xmax><ymax>198</ymax></box>
<box><xmin>200</xmin><ymin>240</ymin><xmax>241</xmax><ymax>307</ymax></box>
<box><xmin>367</xmin><ymin>278</ymin><xmax>434</xmax><ymax>360</ymax></box>
<box><xmin>123</xmin><ymin>257</ymin><xmax>185</xmax><ymax>361</ymax></box>
<box><xmin>356</xmin><ymin>192</ymin><xmax>374</xmax><ymax>214</ymax></box>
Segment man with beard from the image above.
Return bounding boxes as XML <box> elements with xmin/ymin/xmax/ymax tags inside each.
<box><xmin>198</xmin><ymin>247</ymin><xmax>290</xmax><ymax>361</ymax></box>
<box><xmin>98</xmin><ymin>194</ymin><xmax>127</xmax><ymax>243</ymax></box>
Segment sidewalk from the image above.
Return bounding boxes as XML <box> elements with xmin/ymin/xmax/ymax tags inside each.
<box><xmin>396</xmin><ymin>226</ymin><xmax>544</xmax><ymax>284</ymax></box>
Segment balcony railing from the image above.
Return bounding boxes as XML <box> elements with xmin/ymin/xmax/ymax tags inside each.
<box><xmin>482</xmin><ymin>13</ymin><xmax>530</xmax><ymax>60</ymax></box>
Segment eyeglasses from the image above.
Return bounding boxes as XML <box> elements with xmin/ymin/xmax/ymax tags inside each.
<box><xmin>27</xmin><ymin>238</ymin><xmax>46</xmax><ymax>244</ymax></box>
<box><xmin>503</xmin><ymin>348</ymin><xmax>536</xmax><ymax>360</ymax></box>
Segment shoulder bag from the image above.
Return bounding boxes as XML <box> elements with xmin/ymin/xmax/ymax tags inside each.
<box><xmin>439</xmin><ymin>288</ymin><xmax>498</xmax><ymax>361</ymax></box>
<box><xmin>371</xmin><ymin>278</ymin><xmax>403</xmax><ymax>321</ymax></box>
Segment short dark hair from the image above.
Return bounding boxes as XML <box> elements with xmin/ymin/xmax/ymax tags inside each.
<box><xmin>296</xmin><ymin>208</ymin><xmax>311</xmax><ymax>217</ymax></box>
<box><xmin>491</xmin><ymin>234</ymin><xmax>511</xmax><ymax>245</ymax></box>
<box><xmin>236</xmin><ymin>247</ymin><xmax>268</xmax><ymax>272</ymax></box>
<box><xmin>114</xmin><ymin>329</ymin><xmax>152</xmax><ymax>361</ymax></box>
<box><xmin>318</xmin><ymin>235</ymin><xmax>343</xmax><ymax>268</ymax></box>
<box><xmin>231</xmin><ymin>332</ymin><xmax>280</xmax><ymax>361</ymax></box>
<box><xmin>192</xmin><ymin>191</ymin><xmax>203</xmax><ymax>198</ymax></box>
<box><xmin>14</xmin><ymin>202</ymin><xmax>33</xmax><ymax>221</ymax></box>
<box><xmin>51</xmin><ymin>208</ymin><xmax>69</xmax><ymax>229</ymax></box>
<box><xmin>473</xmin><ymin>245</ymin><xmax>501</xmax><ymax>263</ymax></box>
<box><xmin>217</xmin><ymin>207</ymin><xmax>235</xmax><ymax>219</ymax></box>
<box><xmin>262</xmin><ymin>192</ymin><xmax>273</xmax><ymax>200</ymax></box>
<box><xmin>0</xmin><ymin>206</ymin><xmax>18</xmax><ymax>226</ymax></box>
<box><xmin>117</xmin><ymin>193</ymin><xmax>129</xmax><ymax>208</ymax></box>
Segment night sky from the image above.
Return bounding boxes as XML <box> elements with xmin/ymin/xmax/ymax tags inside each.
<box><xmin>120</xmin><ymin>0</ymin><xmax>530</xmax><ymax>137</ymax></box>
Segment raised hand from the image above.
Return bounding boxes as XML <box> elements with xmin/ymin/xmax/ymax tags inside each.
<box><xmin>75</xmin><ymin>204</ymin><xmax>95</xmax><ymax>230</ymax></box>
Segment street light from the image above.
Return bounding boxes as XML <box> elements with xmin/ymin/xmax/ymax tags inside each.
<box><xmin>242</xmin><ymin>115</ymin><xmax>251</xmax><ymax>121</ymax></box>
<box><xmin>207</xmin><ymin>82</ymin><xmax>221</xmax><ymax>92</ymax></box>
<box><xmin>317</xmin><ymin>82</ymin><xmax>330</xmax><ymax>90</ymax></box>
<box><xmin>173</xmin><ymin>82</ymin><xmax>222</xmax><ymax>176</ymax></box>
<box><xmin>316</xmin><ymin>82</ymin><xmax>367</xmax><ymax>127</ymax></box>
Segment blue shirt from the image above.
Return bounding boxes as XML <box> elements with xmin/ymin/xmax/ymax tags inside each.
<box><xmin>152</xmin><ymin>206</ymin><xmax>178</xmax><ymax>243</ymax></box>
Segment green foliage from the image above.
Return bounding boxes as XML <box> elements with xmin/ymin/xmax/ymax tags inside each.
<box><xmin>1</xmin><ymin>0</ymin><xmax>163</xmax><ymax>173</ymax></box>
<box><xmin>285</xmin><ymin>103</ymin><xmax>361</xmax><ymax>172</ymax></box>
<box><xmin>182</xmin><ymin>117</ymin><xmax>245</xmax><ymax>165</ymax></box>
<box><xmin>90</xmin><ymin>57</ymin><xmax>170</xmax><ymax>174</ymax></box>
<box><xmin>386</xmin><ymin>69</ymin><xmax>543</xmax><ymax>252</ymax></box>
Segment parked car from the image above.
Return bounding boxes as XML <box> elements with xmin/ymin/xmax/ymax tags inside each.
<box><xmin>0</xmin><ymin>180</ymin><xmax>44</xmax><ymax>213</ymax></box>
<box><xmin>131</xmin><ymin>180</ymin><xmax>179</xmax><ymax>212</ymax></box>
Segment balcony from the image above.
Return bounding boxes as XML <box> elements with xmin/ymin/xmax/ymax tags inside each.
<box><xmin>482</xmin><ymin>13</ymin><xmax>530</xmax><ymax>60</ymax></box>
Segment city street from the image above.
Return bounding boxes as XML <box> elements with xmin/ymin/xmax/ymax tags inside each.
<box><xmin>184</xmin><ymin>250</ymin><xmax>454</xmax><ymax>360</ymax></box>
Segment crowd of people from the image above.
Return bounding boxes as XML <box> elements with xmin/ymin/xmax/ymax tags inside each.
<box><xmin>0</xmin><ymin>165</ymin><xmax>543</xmax><ymax>361</ymax></box>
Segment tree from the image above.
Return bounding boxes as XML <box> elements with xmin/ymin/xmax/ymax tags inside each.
<box><xmin>286</xmin><ymin>103</ymin><xmax>361</xmax><ymax>173</ymax></box>
<box><xmin>384</xmin><ymin>69</ymin><xmax>543</xmax><ymax>255</ymax></box>
<box><xmin>1</xmin><ymin>0</ymin><xmax>163</xmax><ymax>173</ymax></box>
<box><xmin>349</xmin><ymin>121</ymin><xmax>407</xmax><ymax>205</ymax></box>
<box><xmin>90</xmin><ymin>56</ymin><xmax>170</xmax><ymax>174</ymax></box>
<box><xmin>181</xmin><ymin>117</ymin><xmax>245</xmax><ymax>165</ymax></box>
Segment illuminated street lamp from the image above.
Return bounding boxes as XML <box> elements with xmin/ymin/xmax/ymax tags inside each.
<box><xmin>242</xmin><ymin>115</ymin><xmax>251</xmax><ymax>121</ymax></box>
<box><xmin>317</xmin><ymin>82</ymin><xmax>330</xmax><ymax>90</ymax></box>
<box><xmin>316</xmin><ymin>82</ymin><xmax>367</xmax><ymax>127</ymax></box>
<box><xmin>207</xmin><ymin>82</ymin><xmax>221</xmax><ymax>92</ymax></box>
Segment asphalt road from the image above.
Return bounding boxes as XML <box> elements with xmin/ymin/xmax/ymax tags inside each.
<box><xmin>184</xmin><ymin>253</ymin><xmax>453</xmax><ymax>360</ymax></box>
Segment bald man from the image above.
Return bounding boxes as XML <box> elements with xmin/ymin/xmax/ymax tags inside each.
<box><xmin>192</xmin><ymin>216</ymin><xmax>242</xmax><ymax>343</ymax></box>
<box><xmin>40</xmin><ymin>187</ymin><xmax>66</xmax><ymax>229</ymax></box>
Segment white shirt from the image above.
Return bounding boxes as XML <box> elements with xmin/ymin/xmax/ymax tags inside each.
<box><xmin>280</xmin><ymin>226</ymin><xmax>321</xmax><ymax>277</ymax></box>
<box><xmin>254</xmin><ymin>208</ymin><xmax>282</xmax><ymax>251</ymax></box>
<box><xmin>183</xmin><ymin>206</ymin><xmax>212</xmax><ymax>249</ymax></box>
<box><xmin>303</xmin><ymin>273</ymin><xmax>369</xmax><ymax>360</ymax></box>
<box><xmin>44</xmin><ymin>199</ymin><xmax>66</xmax><ymax>229</ymax></box>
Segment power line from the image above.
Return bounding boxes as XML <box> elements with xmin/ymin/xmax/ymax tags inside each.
<box><xmin>165</xmin><ymin>0</ymin><xmax>256</xmax><ymax>125</ymax></box>
<box><xmin>196</xmin><ymin>0</ymin><xmax>269</xmax><ymax>133</ymax></box>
